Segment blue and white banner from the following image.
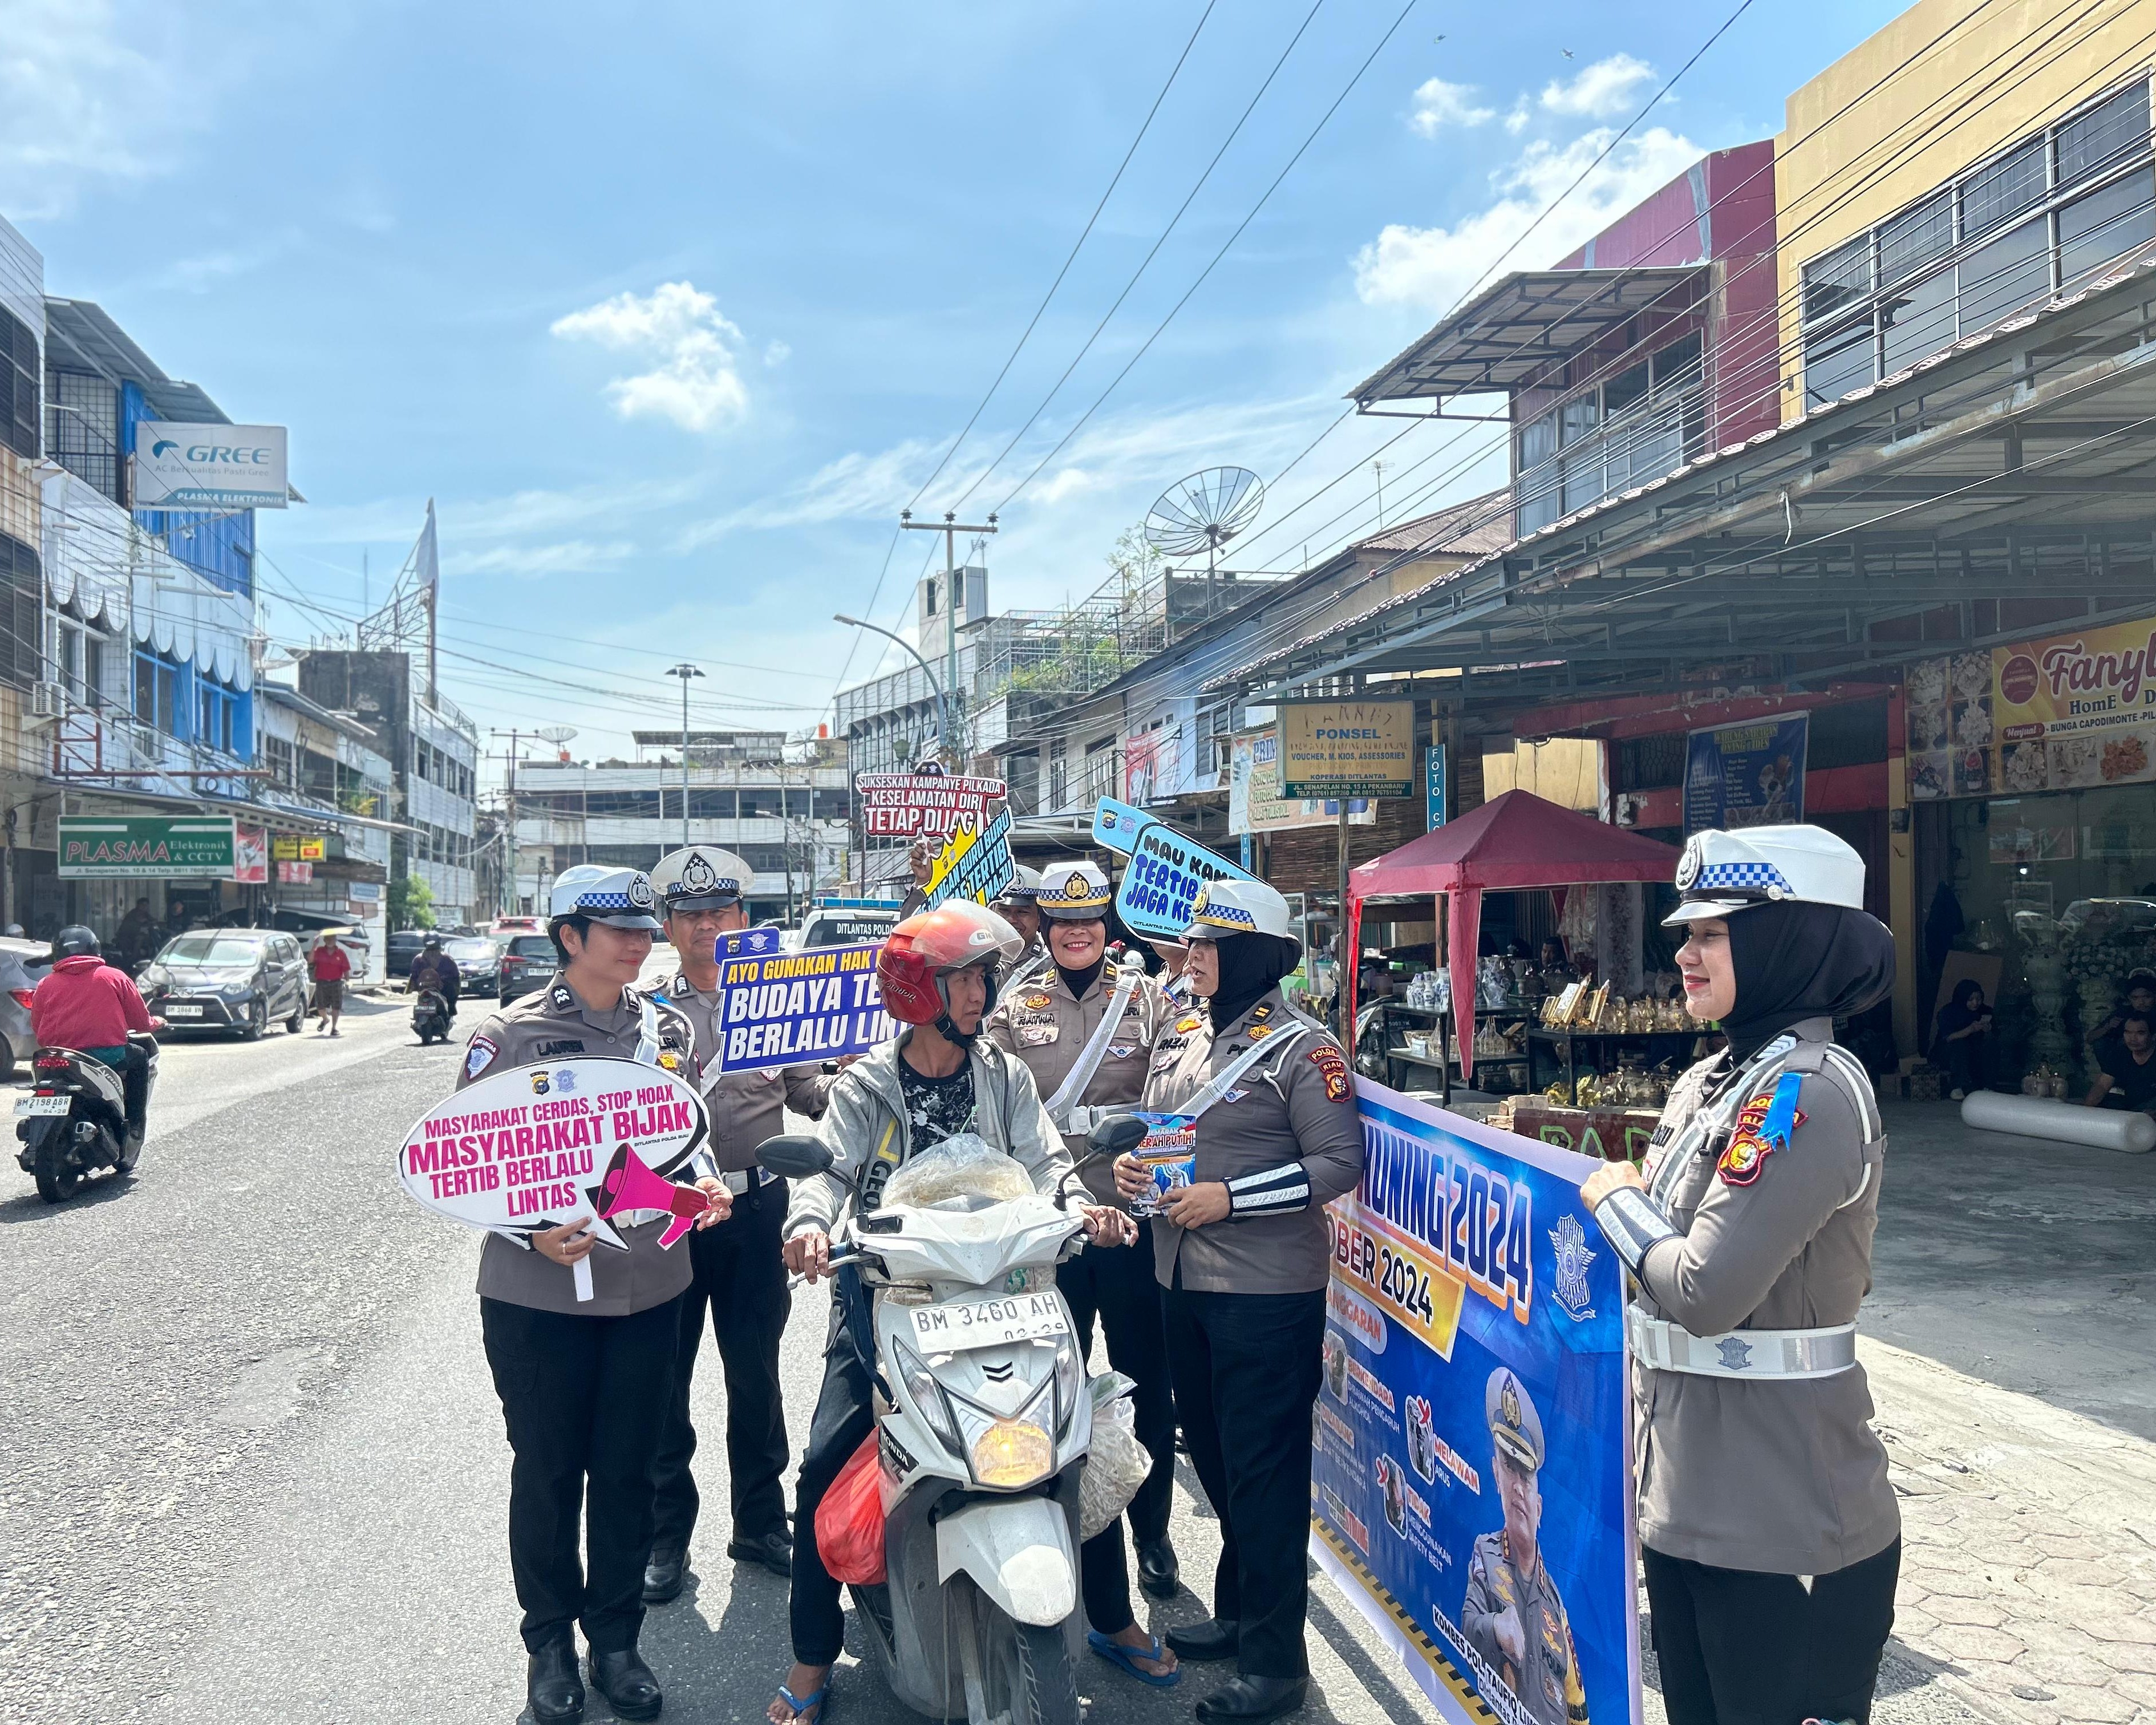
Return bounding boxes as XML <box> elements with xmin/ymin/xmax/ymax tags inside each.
<box><xmin>1312</xmin><ymin>1082</ymin><xmax>1638</xmax><ymax>1725</ymax></box>
<box><xmin>1683</xmin><ymin>713</ymin><xmax>1808</xmax><ymax>834</ymax></box>
<box><xmin>1090</xmin><ymin>796</ymin><xmax>1259</xmax><ymax>941</ymax></box>
<box><xmin>709</xmin><ymin>930</ymin><xmax>895</xmax><ymax>1074</ymax></box>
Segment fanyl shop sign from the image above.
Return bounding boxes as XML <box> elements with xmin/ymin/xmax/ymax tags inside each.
<box><xmin>59</xmin><ymin>817</ymin><xmax>237</xmax><ymax>879</ymax></box>
<box><xmin>1090</xmin><ymin>797</ymin><xmax>1258</xmax><ymax>940</ymax></box>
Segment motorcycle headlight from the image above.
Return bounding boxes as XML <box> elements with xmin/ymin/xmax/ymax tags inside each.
<box><xmin>1052</xmin><ymin>1339</ymin><xmax>1083</xmax><ymax>1438</ymax></box>
<box><xmin>971</xmin><ymin>1420</ymin><xmax>1053</xmax><ymax>1490</ymax></box>
<box><xmin>890</xmin><ymin>1335</ymin><xmax>964</xmax><ymax>1455</ymax></box>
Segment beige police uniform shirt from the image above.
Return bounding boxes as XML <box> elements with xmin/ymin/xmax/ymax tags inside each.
<box><xmin>1140</xmin><ymin>985</ymin><xmax>1364</xmax><ymax>1294</ymax></box>
<box><xmin>983</xmin><ymin>959</ymin><xmax>1173</xmax><ymax>1204</ymax></box>
<box><xmin>655</xmin><ymin>966</ymin><xmax>835</xmax><ymax>1172</ymax></box>
<box><xmin>1631</xmin><ymin>1016</ymin><xmax>1899</xmax><ymax>1576</ymax></box>
<box><xmin>456</xmin><ymin>976</ymin><xmax>699</xmax><ymax>1318</ymax></box>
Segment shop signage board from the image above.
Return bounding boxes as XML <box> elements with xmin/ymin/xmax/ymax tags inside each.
<box><xmin>1313</xmin><ymin>1083</ymin><xmax>1636</xmax><ymax>1725</ymax></box>
<box><xmin>709</xmin><ymin>930</ymin><xmax>895</xmax><ymax>1073</ymax></box>
<box><xmin>923</xmin><ymin>807</ymin><xmax>1016</xmax><ymax>909</ymax></box>
<box><xmin>277</xmin><ymin>860</ymin><xmax>314</xmax><ymax>884</ymax></box>
<box><xmin>132</xmin><ymin>421</ymin><xmax>289</xmax><ymax>510</ymax></box>
<box><xmin>59</xmin><ymin>816</ymin><xmax>237</xmax><ymax>879</ymax></box>
<box><xmin>233</xmin><ymin>824</ymin><xmax>269</xmax><ymax>885</ymax></box>
<box><xmin>1092</xmin><ymin>796</ymin><xmax>1257</xmax><ymax>940</ymax></box>
<box><xmin>855</xmin><ymin>771</ymin><xmax>1007</xmax><ymax>839</ymax></box>
<box><xmin>1907</xmin><ymin>614</ymin><xmax>2156</xmax><ymax>800</ymax></box>
<box><xmin>1279</xmin><ymin>700</ymin><xmax>1417</xmax><ymax>799</ymax></box>
<box><xmin>272</xmin><ymin>834</ymin><xmax>327</xmax><ymax>861</ymax></box>
<box><xmin>1682</xmin><ymin>714</ymin><xmax>1809</xmax><ymax>833</ymax></box>
<box><xmin>1426</xmin><ymin>743</ymin><xmax>1448</xmax><ymax>832</ymax></box>
<box><xmin>1228</xmin><ymin>730</ymin><xmax>1373</xmax><ymax>834</ymax></box>
<box><xmin>347</xmin><ymin>881</ymin><xmax>383</xmax><ymax>903</ymax></box>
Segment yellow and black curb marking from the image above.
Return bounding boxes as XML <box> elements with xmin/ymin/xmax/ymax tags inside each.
<box><xmin>1311</xmin><ymin>1518</ymin><xmax>1499</xmax><ymax>1725</ymax></box>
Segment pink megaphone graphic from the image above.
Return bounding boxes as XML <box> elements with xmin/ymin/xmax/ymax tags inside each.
<box><xmin>594</xmin><ymin>1141</ymin><xmax>714</xmax><ymax>1249</ymax></box>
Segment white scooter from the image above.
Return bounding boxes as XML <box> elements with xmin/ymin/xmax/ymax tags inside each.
<box><xmin>760</xmin><ymin>1117</ymin><xmax>1146</xmax><ymax>1725</ymax></box>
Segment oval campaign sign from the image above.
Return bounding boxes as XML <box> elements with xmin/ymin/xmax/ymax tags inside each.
<box><xmin>395</xmin><ymin>1056</ymin><xmax>708</xmax><ymax>1242</ymax></box>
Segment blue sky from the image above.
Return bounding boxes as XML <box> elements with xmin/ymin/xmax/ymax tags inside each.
<box><xmin>5</xmin><ymin>0</ymin><xmax>1906</xmax><ymax>775</ymax></box>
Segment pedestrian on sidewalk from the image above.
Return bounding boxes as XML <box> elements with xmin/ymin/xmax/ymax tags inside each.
<box><xmin>309</xmin><ymin>932</ymin><xmax>351</xmax><ymax>1037</ymax></box>
<box><xmin>1582</xmin><ymin>825</ymin><xmax>1900</xmax><ymax>1725</ymax></box>
<box><xmin>456</xmin><ymin>865</ymin><xmax>728</xmax><ymax>1725</ymax></box>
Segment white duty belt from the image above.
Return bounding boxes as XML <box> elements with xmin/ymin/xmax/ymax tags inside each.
<box><xmin>1626</xmin><ymin>1307</ymin><xmax>1857</xmax><ymax>1379</ymax></box>
<box><xmin>1045</xmin><ymin>957</ymin><xmax>1146</xmax><ymax>1131</ymax></box>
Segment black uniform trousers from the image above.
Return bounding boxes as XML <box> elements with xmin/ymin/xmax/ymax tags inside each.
<box><xmin>788</xmin><ymin>1269</ymin><xmax>878</xmax><ymax>1667</ymax></box>
<box><xmin>651</xmin><ymin>1174</ymin><xmax>793</xmax><ymax>1553</ymax></box>
<box><xmin>1644</xmin><ymin>1538</ymin><xmax>1902</xmax><ymax>1725</ymax></box>
<box><xmin>1162</xmin><ymin>1274</ymin><xmax>1327</xmax><ymax>1680</ymax></box>
<box><xmin>481</xmin><ymin>1293</ymin><xmax>683</xmax><ymax>1655</ymax></box>
<box><xmin>1062</xmin><ymin>1222</ymin><xmax>1176</xmax><ymax>1636</ymax></box>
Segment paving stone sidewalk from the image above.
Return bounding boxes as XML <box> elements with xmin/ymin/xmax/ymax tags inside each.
<box><xmin>1863</xmin><ymin>1339</ymin><xmax>2156</xmax><ymax>1725</ymax></box>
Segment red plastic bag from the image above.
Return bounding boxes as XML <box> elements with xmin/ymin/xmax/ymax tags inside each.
<box><xmin>814</xmin><ymin>1431</ymin><xmax>887</xmax><ymax>1585</ymax></box>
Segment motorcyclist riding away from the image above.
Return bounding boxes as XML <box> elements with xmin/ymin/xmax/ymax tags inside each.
<box><xmin>30</xmin><ymin>925</ymin><xmax>156</xmax><ymax>1139</ymax></box>
<box><xmin>769</xmin><ymin>900</ymin><xmax>1134</xmax><ymax>1725</ymax></box>
<box><xmin>406</xmin><ymin>932</ymin><xmax>463</xmax><ymax>1019</ymax></box>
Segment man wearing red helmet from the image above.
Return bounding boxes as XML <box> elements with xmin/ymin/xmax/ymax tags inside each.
<box><xmin>768</xmin><ymin>898</ymin><xmax>1132</xmax><ymax>1725</ymax></box>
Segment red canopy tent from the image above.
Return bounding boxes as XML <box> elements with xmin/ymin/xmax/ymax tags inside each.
<box><xmin>1347</xmin><ymin>790</ymin><xmax>1680</xmax><ymax>1082</ymax></box>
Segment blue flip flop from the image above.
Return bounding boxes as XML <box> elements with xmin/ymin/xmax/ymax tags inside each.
<box><xmin>775</xmin><ymin>1682</ymin><xmax>829</xmax><ymax>1723</ymax></box>
<box><xmin>1088</xmin><ymin>1629</ymin><xmax>1181</xmax><ymax>1687</ymax></box>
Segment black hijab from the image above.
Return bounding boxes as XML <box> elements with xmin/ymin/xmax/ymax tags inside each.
<box><xmin>1056</xmin><ymin>956</ymin><xmax>1105</xmax><ymax>1000</ymax></box>
<box><xmin>1204</xmin><ymin>932</ymin><xmax>1299</xmax><ymax>1031</ymax></box>
<box><xmin>1720</xmin><ymin>900</ymin><xmax>1895</xmax><ymax>1062</ymax></box>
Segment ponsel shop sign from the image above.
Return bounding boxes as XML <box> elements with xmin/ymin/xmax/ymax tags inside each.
<box><xmin>133</xmin><ymin>422</ymin><xmax>289</xmax><ymax>509</ymax></box>
<box><xmin>1278</xmin><ymin>700</ymin><xmax>1416</xmax><ymax>799</ymax></box>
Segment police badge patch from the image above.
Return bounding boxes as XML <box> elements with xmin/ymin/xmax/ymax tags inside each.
<box><xmin>1718</xmin><ymin>1080</ymin><xmax>1806</xmax><ymax>1187</ymax></box>
<box><xmin>1023</xmin><ymin>992</ymin><xmax>1052</xmax><ymax>1011</ymax></box>
<box><xmin>464</xmin><ymin>1036</ymin><xmax>498</xmax><ymax>1079</ymax></box>
<box><xmin>1310</xmin><ymin>1044</ymin><xmax>1352</xmax><ymax>1103</ymax></box>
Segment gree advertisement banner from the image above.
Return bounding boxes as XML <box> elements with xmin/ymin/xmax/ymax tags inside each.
<box><xmin>1312</xmin><ymin>1083</ymin><xmax>1637</xmax><ymax>1725</ymax></box>
<box><xmin>132</xmin><ymin>421</ymin><xmax>289</xmax><ymax>510</ymax></box>
<box><xmin>58</xmin><ymin>816</ymin><xmax>237</xmax><ymax>878</ymax></box>
<box><xmin>1279</xmin><ymin>700</ymin><xmax>1417</xmax><ymax>799</ymax></box>
<box><xmin>1091</xmin><ymin>796</ymin><xmax>1257</xmax><ymax>940</ymax></box>
<box><xmin>1906</xmin><ymin>614</ymin><xmax>2156</xmax><ymax>799</ymax></box>
<box><xmin>709</xmin><ymin>930</ymin><xmax>895</xmax><ymax>1073</ymax></box>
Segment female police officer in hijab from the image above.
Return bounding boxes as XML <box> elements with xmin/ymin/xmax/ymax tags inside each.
<box><xmin>1580</xmin><ymin>825</ymin><xmax>1899</xmax><ymax>1725</ymax></box>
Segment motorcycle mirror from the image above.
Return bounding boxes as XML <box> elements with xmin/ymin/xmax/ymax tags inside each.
<box><xmin>1085</xmin><ymin>1113</ymin><xmax>1147</xmax><ymax>1160</ymax></box>
<box><xmin>757</xmin><ymin>1132</ymin><xmax>834</xmax><ymax>1179</ymax></box>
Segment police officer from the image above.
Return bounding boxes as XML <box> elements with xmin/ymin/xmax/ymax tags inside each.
<box><xmin>459</xmin><ymin>864</ymin><xmax>730</xmax><ymax>1725</ymax></box>
<box><xmin>1113</xmin><ymin>878</ymin><xmax>1365</xmax><ymax>1724</ymax></box>
<box><xmin>1461</xmin><ymin>1370</ymin><xmax>1587</xmax><ymax>1725</ymax></box>
<box><xmin>983</xmin><ymin>861</ymin><xmax>1181</xmax><ymax>1687</ymax></box>
<box><xmin>992</xmin><ymin>864</ymin><xmax>1048</xmax><ymax>990</ymax></box>
<box><xmin>1582</xmin><ymin>825</ymin><xmax>1899</xmax><ymax>1725</ymax></box>
<box><xmin>643</xmin><ymin>847</ymin><xmax>837</xmax><ymax>1600</ymax></box>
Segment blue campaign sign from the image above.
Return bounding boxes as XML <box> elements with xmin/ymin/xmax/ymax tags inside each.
<box><xmin>708</xmin><ymin>930</ymin><xmax>896</xmax><ymax>1073</ymax></box>
<box><xmin>1089</xmin><ymin>796</ymin><xmax>1259</xmax><ymax>940</ymax></box>
<box><xmin>1683</xmin><ymin>713</ymin><xmax>1808</xmax><ymax>834</ymax></box>
<box><xmin>1312</xmin><ymin>1082</ymin><xmax>1637</xmax><ymax>1725</ymax></box>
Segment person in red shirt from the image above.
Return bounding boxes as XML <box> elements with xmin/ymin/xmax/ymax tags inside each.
<box><xmin>309</xmin><ymin>931</ymin><xmax>353</xmax><ymax>1036</ymax></box>
<box><xmin>30</xmin><ymin>925</ymin><xmax>156</xmax><ymax>1136</ymax></box>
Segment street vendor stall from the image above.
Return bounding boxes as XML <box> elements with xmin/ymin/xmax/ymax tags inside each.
<box><xmin>1346</xmin><ymin>789</ymin><xmax>1681</xmax><ymax>1096</ymax></box>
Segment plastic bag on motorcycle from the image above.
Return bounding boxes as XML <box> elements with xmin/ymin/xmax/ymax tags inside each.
<box><xmin>814</xmin><ymin>1430</ymin><xmax>888</xmax><ymax>1585</ymax></box>
<box><xmin>879</xmin><ymin>1132</ymin><xmax>1035</xmax><ymax>1210</ymax></box>
<box><xmin>1079</xmin><ymin>1372</ymin><xmax>1151</xmax><ymax>1541</ymax></box>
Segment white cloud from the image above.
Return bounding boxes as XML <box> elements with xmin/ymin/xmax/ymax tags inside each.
<box><xmin>763</xmin><ymin>339</ymin><xmax>792</xmax><ymax>368</ymax></box>
<box><xmin>444</xmin><ymin>540</ymin><xmax>637</xmax><ymax>577</ymax></box>
<box><xmin>1540</xmin><ymin>53</ymin><xmax>1656</xmax><ymax>120</ymax></box>
<box><xmin>1408</xmin><ymin>78</ymin><xmax>1495</xmax><ymax>136</ymax></box>
<box><xmin>1352</xmin><ymin>125</ymin><xmax>1704</xmax><ymax>311</ymax></box>
<box><xmin>1503</xmin><ymin>99</ymin><xmax>1531</xmax><ymax>135</ymax></box>
<box><xmin>550</xmin><ymin>281</ymin><xmax>752</xmax><ymax>433</ymax></box>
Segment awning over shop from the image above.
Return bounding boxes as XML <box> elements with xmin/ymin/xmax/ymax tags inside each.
<box><xmin>1347</xmin><ymin>790</ymin><xmax>1677</xmax><ymax>1079</ymax></box>
<box><xmin>1349</xmin><ymin>267</ymin><xmax>1707</xmax><ymax>407</ymax></box>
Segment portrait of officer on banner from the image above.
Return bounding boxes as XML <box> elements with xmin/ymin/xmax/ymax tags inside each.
<box><xmin>1460</xmin><ymin>1368</ymin><xmax>1589</xmax><ymax>1725</ymax></box>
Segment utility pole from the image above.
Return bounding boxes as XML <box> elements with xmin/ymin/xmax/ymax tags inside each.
<box><xmin>667</xmin><ymin>663</ymin><xmax>703</xmax><ymax>848</ymax></box>
<box><xmin>901</xmin><ymin>509</ymin><xmax>997</xmax><ymax>768</ymax></box>
<box><xmin>488</xmin><ymin>729</ymin><xmax>538</xmax><ymax>917</ymax></box>
<box><xmin>1372</xmin><ymin>460</ymin><xmax>1389</xmax><ymax>529</ymax></box>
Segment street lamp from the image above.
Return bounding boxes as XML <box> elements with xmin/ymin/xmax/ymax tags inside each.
<box><xmin>666</xmin><ymin>663</ymin><xmax>703</xmax><ymax>848</ymax></box>
<box><xmin>833</xmin><ymin>613</ymin><xmax>950</xmax><ymax>762</ymax></box>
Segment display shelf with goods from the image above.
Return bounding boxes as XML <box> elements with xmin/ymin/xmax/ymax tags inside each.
<box><xmin>1362</xmin><ymin>999</ymin><xmax>1537</xmax><ymax>1102</ymax></box>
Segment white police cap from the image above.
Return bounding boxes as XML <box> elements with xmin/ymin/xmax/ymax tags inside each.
<box><xmin>1664</xmin><ymin>824</ymin><xmax>1867</xmax><ymax>926</ymax></box>
<box><xmin>1184</xmin><ymin>877</ymin><xmax>1300</xmax><ymax>959</ymax></box>
<box><xmin>1486</xmin><ymin>1367</ymin><xmax>1545</xmax><ymax>1471</ymax></box>
<box><xmin>549</xmin><ymin>863</ymin><xmax>663</xmax><ymax>930</ymax></box>
<box><xmin>992</xmin><ymin>864</ymin><xmax>1045</xmax><ymax>906</ymax></box>
<box><xmin>651</xmin><ymin>845</ymin><xmax>750</xmax><ymax>913</ymax></box>
<box><xmin>1036</xmin><ymin>861</ymin><xmax>1112</xmax><ymax>920</ymax></box>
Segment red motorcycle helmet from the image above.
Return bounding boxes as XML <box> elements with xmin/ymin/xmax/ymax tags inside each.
<box><xmin>877</xmin><ymin>900</ymin><xmax>1022</xmax><ymax>1026</ymax></box>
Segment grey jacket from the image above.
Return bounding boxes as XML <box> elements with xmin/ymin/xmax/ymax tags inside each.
<box><xmin>1631</xmin><ymin>1016</ymin><xmax>1899</xmax><ymax>1575</ymax></box>
<box><xmin>781</xmin><ymin>1028</ymin><xmax>1072</xmax><ymax>1240</ymax></box>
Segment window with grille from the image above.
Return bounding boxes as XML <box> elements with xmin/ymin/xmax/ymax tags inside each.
<box><xmin>0</xmin><ymin>308</ymin><xmax>35</xmax><ymax>460</ymax></box>
<box><xmin>46</xmin><ymin>370</ymin><xmax>117</xmax><ymax>500</ymax></box>
<box><xmin>0</xmin><ymin>533</ymin><xmax>36</xmax><ymax>691</ymax></box>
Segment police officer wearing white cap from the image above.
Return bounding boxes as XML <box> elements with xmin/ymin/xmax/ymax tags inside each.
<box><xmin>984</xmin><ymin>860</ymin><xmax>1182</xmax><ymax>1685</ymax></box>
<box><xmin>1580</xmin><ymin>825</ymin><xmax>1900</xmax><ymax>1725</ymax></box>
<box><xmin>992</xmin><ymin>863</ymin><xmax>1049</xmax><ymax>991</ymax></box>
<box><xmin>455</xmin><ymin>864</ymin><xmax>730</xmax><ymax>1725</ymax></box>
<box><xmin>643</xmin><ymin>847</ymin><xmax>838</xmax><ymax>1601</ymax></box>
<box><xmin>1113</xmin><ymin>877</ymin><xmax>1365</xmax><ymax>1723</ymax></box>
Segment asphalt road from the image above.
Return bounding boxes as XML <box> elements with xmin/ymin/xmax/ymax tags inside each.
<box><xmin>0</xmin><ymin>993</ymin><xmax>1976</xmax><ymax>1725</ymax></box>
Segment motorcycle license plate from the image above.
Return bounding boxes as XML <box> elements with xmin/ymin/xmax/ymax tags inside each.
<box><xmin>15</xmin><ymin>1095</ymin><xmax>70</xmax><ymax>1116</ymax></box>
<box><xmin>909</xmin><ymin>1292</ymin><xmax>1068</xmax><ymax>1352</ymax></box>
<box><xmin>164</xmin><ymin>1004</ymin><xmax>204</xmax><ymax>1018</ymax></box>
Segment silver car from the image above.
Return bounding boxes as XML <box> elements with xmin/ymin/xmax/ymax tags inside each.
<box><xmin>0</xmin><ymin>936</ymin><xmax>54</xmax><ymax>1081</ymax></box>
<box><xmin>137</xmin><ymin>929</ymin><xmax>312</xmax><ymax>1039</ymax></box>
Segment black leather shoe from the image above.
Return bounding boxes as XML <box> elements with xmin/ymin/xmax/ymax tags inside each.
<box><xmin>587</xmin><ymin>1647</ymin><xmax>664</xmax><ymax>1722</ymax></box>
<box><xmin>642</xmin><ymin>1545</ymin><xmax>686</xmax><ymax>1604</ymax></box>
<box><xmin>1194</xmin><ymin>1673</ymin><xmax>1310</xmax><ymax>1722</ymax></box>
<box><xmin>1137</xmin><ymin>1537</ymin><xmax>1180</xmax><ymax>1599</ymax></box>
<box><xmin>1166</xmin><ymin>1618</ymin><xmax>1240</xmax><ymax>1662</ymax></box>
<box><xmin>526</xmin><ymin>1639</ymin><xmax>585</xmax><ymax>1724</ymax></box>
<box><xmin>727</xmin><ymin>1529</ymin><xmax>793</xmax><ymax>1578</ymax></box>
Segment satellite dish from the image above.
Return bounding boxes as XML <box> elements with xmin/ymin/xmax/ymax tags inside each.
<box><xmin>1143</xmin><ymin>466</ymin><xmax>1265</xmax><ymax>569</ymax></box>
<box><xmin>536</xmin><ymin>725</ymin><xmax>578</xmax><ymax>745</ymax></box>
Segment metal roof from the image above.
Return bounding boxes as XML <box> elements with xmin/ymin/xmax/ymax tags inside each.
<box><xmin>1348</xmin><ymin>267</ymin><xmax>1707</xmax><ymax>406</ymax></box>
<box><xmin>1223</xmin><ymin>242</ymin><xmax>2156</xmax><ymax>706</ymax></box>
<box><xmin>42</xmin><ymin>298</ymin><xmax>229</xmax><ymax>424</ymax></box>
